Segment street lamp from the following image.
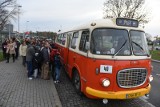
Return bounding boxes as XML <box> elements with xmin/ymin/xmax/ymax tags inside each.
<box><xmin>9</xmin><ymin>23</ymin><xmax>11</xmax><ymax>39</ymax></box>
<box><xmin>17</xmin><ymin>5</ymin><xmax>22</xmax><ymax>34</ymax></box>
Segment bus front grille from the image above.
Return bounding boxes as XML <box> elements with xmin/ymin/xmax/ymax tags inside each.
<box><xmin>117</xmin><ymin>68</ymin><xmax>147</xmax><ymax>88</ymax></box>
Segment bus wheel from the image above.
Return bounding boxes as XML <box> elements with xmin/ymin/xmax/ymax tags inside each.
<box><xmin>73</xmin><ymin>70</ymin><xmax>81</xmax><ymax>95</ymax></box>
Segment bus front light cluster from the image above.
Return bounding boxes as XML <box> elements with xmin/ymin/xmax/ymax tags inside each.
<box><xmin>149</xmin><ymin>75</ymin><xmax>153</xmax><ymax>82</ymax></box>
<box><xmin>102</xmin><ymin>79</ymin><xmax>110</xmax><ymax>87</ymax></box>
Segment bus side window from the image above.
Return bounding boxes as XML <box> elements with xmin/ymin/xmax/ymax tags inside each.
<box><xmin>61</xmin><ymin>33</ymin><xmax>66</xmax><ymax>45</ymax></box>
<box><xmin>67</xmin><ymin>32</ymin><xmax>72</xmax><ymax>47</ymax></box>
<box><xmin>79</xmin><ymin>30</ymin><xmax>89</xmax><ymax>52</ymax></box>
<box><xmin>57</xmin><ymin>34</ymin><xmax>62</xmax><ymax>44</ymax></box>
<box><xmin>71</xmin><ymin>32</ymin><xmax>79</xmax><ymax>49</ymax></box>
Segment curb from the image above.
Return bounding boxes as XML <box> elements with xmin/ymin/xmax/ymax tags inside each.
<box><xmin>50</xmin><ymin>76</ymin><xmax>62</xmax><ymax>107</ymax></box>
<box><xmin>151</xmin><ymin>59</ymin><xmax>160</xmax><ymax>63</ymax></box>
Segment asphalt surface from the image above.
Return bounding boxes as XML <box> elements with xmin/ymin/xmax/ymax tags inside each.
<box><xmin>146</xmin><ymin>61</ymin><xmax>160</xmax><ymax>107</ymax></box>
<box><xmin>54</xmin><ymin>67</ymin><xmax>155</xmax><ymax>107</ymax></box>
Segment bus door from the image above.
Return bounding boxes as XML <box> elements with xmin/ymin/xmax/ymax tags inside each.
<box><xmin>68</xmin><ymin>30</ymin><xmax>90</xmax><ymax>90</ymax></box>
<box><xmin>65</xmin><ymin>32</ymin><xmax>72</xmax><ymax>73</ymax></box>
<box><xmin>67</xmin><ymin>31</ymin><xmax>79</xmax><ymax>77</ymax></box>
<box><xmin>76</xmin><ymin>30</ymin><xmax>90</xmax><ymax>88</ymax></box>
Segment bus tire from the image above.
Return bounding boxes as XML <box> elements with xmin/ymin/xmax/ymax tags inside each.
<box><xmin>72</xmin><ymin>70</ymin><xmax>82</xmax><ymax>95</ymax></box>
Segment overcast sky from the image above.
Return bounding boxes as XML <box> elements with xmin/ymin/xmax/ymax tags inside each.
<box><xmin>15</xmin><ymin>0</ymin><xmax>160</xmax><ymax>37</ymax></box>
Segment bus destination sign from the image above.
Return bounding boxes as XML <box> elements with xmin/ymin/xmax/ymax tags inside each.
<box><xmin>116</xmin><ymin>18</ymin><xmax>139</xmax><ymax>27</ymax></box>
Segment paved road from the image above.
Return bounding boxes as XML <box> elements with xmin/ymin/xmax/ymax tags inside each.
<box><xmin>0</xmin><ymin>59</ymin><xmax>62</xmax><ymax>107</ymax></box>
<box><xmin>55</xmin><ymin>67</ymin><xmax>155</xmax><ymax>107</ymax></box>
<box><xmin>146</xmin><ymin>61</ymin><xmax>160</xmax><ymax>107</ymax></box>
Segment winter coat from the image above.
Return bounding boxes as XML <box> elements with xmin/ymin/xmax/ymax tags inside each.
<box><xmin>19</xmin><ymin>44</ymin><xmax>27</xmax><ymax>56</ymax></box>
<box><xmin>42</xmin><ymin>47</ymin><xmax>50</xmax><ymax>63</ymax></box>
<box><xmin>26</xmin><ymin>44</ymin><xmax>35</xmax><ymax>61</ymax></box>
<box><xmin>6</xmin><ymin>42</ymin><xmax>16</xmax><ymax>54</ymax></box>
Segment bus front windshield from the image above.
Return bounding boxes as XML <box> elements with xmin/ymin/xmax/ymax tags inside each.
<box><xmin>91</xmin><ymin>28</ymin><xmax>131</xmax><ymax>56</ymax></box>
<box><xmin>130</xmin><ymin>30</ymin><xmax>149</xmax><ymax>56</ymax></box>
<box><xmin>91</xmin><ymin>28</ymin><xmax>149</xmax><ymax>56</ymax></box>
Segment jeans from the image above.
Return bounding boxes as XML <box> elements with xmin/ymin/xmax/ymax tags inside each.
<box><xmin>54</xmin><ymin>67</ymin><xmax>60</xmax><ymax>81</ymax></box>
<box><xmin>33</xmin><ymin>69</ymin><xmax>38</xmax><ymax>78</ymax></box>
<box><xmin>26</xmin><ymin>61</ymin><xmax>33</xmax><ymax>77</ymax></box>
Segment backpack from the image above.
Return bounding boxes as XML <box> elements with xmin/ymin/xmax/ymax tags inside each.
<box><xmin>37</xmin><ymin>50</ymin><xmax>43</xmax><ymax>63</ymax></box>
<box><xmin>50</xmin><ymin>49</ymin><xmax>57</xmax><ymax>62</ymax></box>
<box><xmin>33</xmin><ymin>46</ymin><xmax>43</xmax><ymax>63</ymax></box>
<box><xmin>54</xmin><ymin>54</ymin><xmax>61</xmax><ymax>69</ymax></box>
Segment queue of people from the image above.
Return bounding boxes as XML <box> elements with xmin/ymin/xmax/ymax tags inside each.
<box><xmin>1</xmin><ymin>37</ymin><xmax>62</xmax><ymax>83</ymax></box>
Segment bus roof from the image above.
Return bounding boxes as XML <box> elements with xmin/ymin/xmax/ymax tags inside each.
<box><xmin>58</xmin><ymin>18</ymin><xmax>144</xmax><ymax>34</ymax></box>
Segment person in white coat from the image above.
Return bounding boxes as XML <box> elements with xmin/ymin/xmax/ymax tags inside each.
<box><xmin>19</xmin><ymin>41</ymin><xmax>27</xmax><ymax>67</ymax></box>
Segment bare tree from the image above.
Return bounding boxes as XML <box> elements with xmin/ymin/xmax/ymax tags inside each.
<box><xmin>0</xmin><ymin>0</ymin><xmax>19</xmax><ymax>31</ymax></box>
<box><xmin>103</xmin><ymin>0</ymin><xmax>150</xmax><ymax>24</ymax></box>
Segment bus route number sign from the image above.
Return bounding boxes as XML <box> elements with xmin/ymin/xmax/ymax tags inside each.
<box><xmin>100</xmin><ymin>65</ymin><xmax>112</xmax><ymax>74</ymax></box>
<box><xmin>116</xmin><ymin>18</ymin><xmax>139</xmax><ymax>27</ymax></box>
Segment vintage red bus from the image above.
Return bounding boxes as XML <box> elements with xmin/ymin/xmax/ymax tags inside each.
<box><xmin>55</xmin><ymin>18</ymin><xmax>153</xmax><ymax>103</ymax></box>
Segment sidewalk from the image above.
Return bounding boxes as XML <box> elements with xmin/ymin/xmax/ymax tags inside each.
<box><xmin>0</xmin><ymin>58</ymin><xmax>62</xmax><ymax>107</ymax></box>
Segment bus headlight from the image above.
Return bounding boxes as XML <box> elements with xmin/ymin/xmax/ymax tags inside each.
<box><xmin>149</xmin><ymin>75</ymin><xmax>153</xmax><ymax>82</ymax></box>
<box><xmin>102</xmin><ymin>79</ymin><xmax>110</xmax><ymax>87</ymax></box>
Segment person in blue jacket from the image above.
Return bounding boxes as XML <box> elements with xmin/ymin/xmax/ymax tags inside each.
<box><xmin>54</xmin><ymin>51</ymin><xmax>61</xmax><ymax>83</ymax></box>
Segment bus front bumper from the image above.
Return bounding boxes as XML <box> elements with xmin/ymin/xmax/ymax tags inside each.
<box><xmin>86</xmin><ymin>84</ymin><xmax>151</xmax><ymax>99</ymax></box>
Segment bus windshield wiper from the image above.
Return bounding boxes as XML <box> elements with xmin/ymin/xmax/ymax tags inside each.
<box><xmin>132</xmin><ymin>41</ymin><xmax>149</xmax><ymax>57</ymax></box>
<box><xmin>132</xmin><ymin>41</ymin><xmax>144</xmax><ymax>51</ymax></box>
<box><xmin>112</xmin><ymin>39</ymin><xmax>127</xmax><ymax>58</ymax></box>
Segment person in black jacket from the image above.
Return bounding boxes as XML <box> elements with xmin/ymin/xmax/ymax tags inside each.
<box><xmin>2</xmin><ymin>39</ymin><xmax>7</xmax><ymax>59</ymax></box>
<box><xmin>32</xmin><ymin>46</ymin><xmax>40</xmax><ymax>78</ymax></box>
<box><xmin>15</xmin><ymin>39</ymin><xmax>20</xmax><ymax>60</ymax></box>
<box><xmin>41</xmin><ymin>42</ymin><xmax>50</xmax><ymax>80</ymax></box>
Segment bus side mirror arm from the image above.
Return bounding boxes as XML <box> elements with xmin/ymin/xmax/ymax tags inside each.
<box><xmin>85</xmin><ymin>42</ymin><xmax>90</xmax><ymax>51</ymax></box>
<box><xmin>85</xmin><ymin>42</ymin><xmax>90</xmax><ymax>58</ymax></box>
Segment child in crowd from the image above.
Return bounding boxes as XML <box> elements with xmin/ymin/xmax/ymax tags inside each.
<box><xmin>50</xmin><ymin>48</ymin><xmax>58</xmax><ymax>80</ymax></box>
<box><xmin>54</xmin><ymin>51</ymin><xmax>61</xmax><ymax>83</ymax></box>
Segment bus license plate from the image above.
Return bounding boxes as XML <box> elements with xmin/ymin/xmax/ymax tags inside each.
<box><xmin>126</xmin><ymin>92</ymin><xmax>141</xmax><ymax>99</ymax></box>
